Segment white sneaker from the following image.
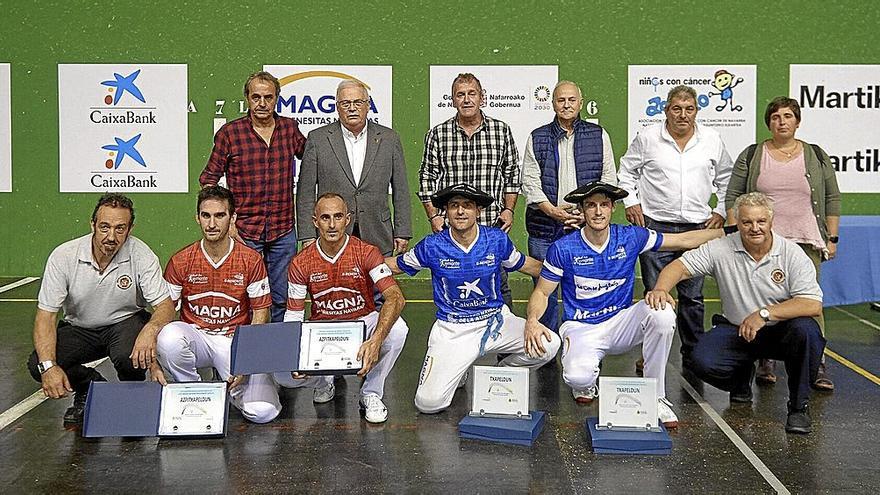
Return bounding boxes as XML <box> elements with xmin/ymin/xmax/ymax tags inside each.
<box><xmin>360</xmin><ymin>393</ymin><xmax>388</xmax><ymax>423</ymax></box>
<box><xmin>572</xmin><ymin>385</ymin><xmax>599</xmax><ymax>404</ymax></box>
<box><xmin>457</xmin><ymin>370</ymin><xmax>469</xmax><ymax>389</ymax></box>
<box><xmin>658</xmin><ymin>397</ymin><xmax>679</xmax><ymax>429</ymax></box>
<box><xmin>313</xmin><ymin>379</ymin><xmax>335</xmax><ymax>404</ymax></box>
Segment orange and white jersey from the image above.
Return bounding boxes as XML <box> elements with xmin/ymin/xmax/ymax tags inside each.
<box><xmin>286</xmin><ymin>235</ymin><xmax>395</xmax><ymax>321</ymax></box>
<box><xmin>165</xmin><ymin>239</ymin><xmax>270</xmax><ymax>336</ymax></box>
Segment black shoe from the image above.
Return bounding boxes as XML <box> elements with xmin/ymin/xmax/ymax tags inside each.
<box><xmin>63</xmin><ymin>371</ymin><xmax>106</xmax><ymax>425</ymax></box>
<box><xmin>785</xmin><ymin>405</ymin><xmax>812</xmax><ymax>434</ymax></box>
<box><xmin>729</xmin><ymin>388</ymin><xmax>753</xmax><ymax>403</ymax></box>
<box><xmin>63</xmin><ymin>390</ymin><xmax>88</xmax><ymax>425</ymax></box>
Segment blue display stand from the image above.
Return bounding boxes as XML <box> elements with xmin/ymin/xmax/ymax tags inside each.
<box><xmin>458</xmin><ymin>411</ymin><xmax>546</xmax><ymax>447</ymax></box>
<box><xmin>586</xmin><ymin>417</ymin><xmax>672</xmax><ymax>455</ymax></box>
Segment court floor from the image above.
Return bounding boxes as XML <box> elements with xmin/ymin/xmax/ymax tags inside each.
<box><xmin>1</xmin><ymin>276</ymin><xmax>878</xmax><ymax>494</ymax></box>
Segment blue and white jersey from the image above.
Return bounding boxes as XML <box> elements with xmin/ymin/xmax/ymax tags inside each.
<box><xmin>541</xmin><ymin>224</ymin><xmax>663</xmax><ymax>324</ymax></box>
<box><xmin>397</xmin><ymin>225</ymin><xmax>525</xmax><ymax>323</ymax></box>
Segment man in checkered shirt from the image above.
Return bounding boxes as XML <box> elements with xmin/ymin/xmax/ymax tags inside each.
<box><xmin>200</xmin><ymin>71</ymin><xmax>306</xmax><ymax>323</ymax></box>
<box><xmin>418</xmin><ymin>73</ymin><xmax>521</xmax><ymax>305</ymax></box>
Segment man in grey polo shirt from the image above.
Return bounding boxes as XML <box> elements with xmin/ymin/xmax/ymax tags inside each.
<box><xmin>27</xmin><ymin>194</ymin><xmax>175</xmax><ymax>425</ymax></box>
<box><xmin>646</xmin><ymin>192</ymin><xmax>825</xmax><ymax>434</ymax></box>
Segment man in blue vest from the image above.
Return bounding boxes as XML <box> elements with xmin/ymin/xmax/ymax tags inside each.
<box><xmin>521</xmin><ymin>81</ymin><xmax>618</xmax><ymax>332</ymax></box>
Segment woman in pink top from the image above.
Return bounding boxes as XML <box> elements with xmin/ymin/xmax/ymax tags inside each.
<box><xmin>726</xmin><ymin>96</ymin><xmax>841</xmax><ymax>391</ymax></box>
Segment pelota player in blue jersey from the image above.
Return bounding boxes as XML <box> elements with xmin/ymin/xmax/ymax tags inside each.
<box><xmin>525</xmin><ymin>181</ymin><xmax>723</xmax><ymax>428</ymax></box>
<box><xmin>386</xmin><ymin>184</ymin><xmax>560</xmax><ymax>414</ymax></box>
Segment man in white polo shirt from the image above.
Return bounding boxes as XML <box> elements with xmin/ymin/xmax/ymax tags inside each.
<box><xmin>27</xmin><ymin>194</ymin><xmax>175</xmax><ymax>425</ymax></box>
<box><xmin>646</xmin><ymin>192</ymin><xmax>825</xmax><ymax>434</ymax></box>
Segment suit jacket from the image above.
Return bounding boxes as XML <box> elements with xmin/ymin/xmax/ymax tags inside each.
<box><xmin>296</xmin><ymin>121</ymin><xmax>412</xmax><ymax>256</ymax></box>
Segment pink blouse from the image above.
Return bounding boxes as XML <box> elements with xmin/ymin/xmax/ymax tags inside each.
<box><xmin>756</xmin><ymin>144</ymin><xmax>825</xmax><ymax>249</ymax></box>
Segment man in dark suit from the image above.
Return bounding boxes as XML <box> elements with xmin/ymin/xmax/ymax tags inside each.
<box><xmin>296</xmin><ymin>80</ymin><xmax>412</xmax><ymax>256</ymax></box>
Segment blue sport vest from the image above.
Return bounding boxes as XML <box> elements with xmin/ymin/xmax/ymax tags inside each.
<box><xmin>526</xmin><ymin>118</ymin><xmax>604</xmax><ymax>239</ymax></box>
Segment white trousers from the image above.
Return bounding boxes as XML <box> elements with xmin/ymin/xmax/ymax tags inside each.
<box><xmin>559</xmin><ymin>300</ymin><xmax>675</xmax><ymax>399</ymax></box>
<box><xmin>156</xmin><ymin>322</ymin><xmax>281</xmax><ymax>424</ymax></box>
<box><xmin>414</xmin><ymin>305</ymin><xmax>561</xmax><ymax>414</ymax></box>
<box><xmin>274</xmin><ymin>311</ymin><xmax>409</xmax><ymax>399</ymax></box>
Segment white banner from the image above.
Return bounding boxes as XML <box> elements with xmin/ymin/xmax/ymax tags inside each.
<box><xmin>263</xmin><ymin>65</ymin><xmax>392</xmax><ymax>136</ymax></box>
<box><xmin>0</xmin><ymin>63</ymin><xmax>10</xmax><ymax>192</ymax></box>
<box><xmin>429</xmin><ymin>65</ymin><xmax>559</xmax><ymax>160</ymax></box>
<box><xmin>628</xmin><ymin>65</ymin><xmax>757</xmax><ymax>158</ymax></box>
<box><xmin>790</xmin><ymin>64</ymin><xmax>880</xmax><ymax>193</ymax></box>
<box><xmin>58</xmin><ymin>64</ymin><xmax>188</xmax><ymax>192</ymax></box>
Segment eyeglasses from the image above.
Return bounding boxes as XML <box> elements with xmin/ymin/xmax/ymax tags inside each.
<box><xmin>337</xmin><ymin>99</ymin><xmax>368</xmax><ymax>109</ymax></box>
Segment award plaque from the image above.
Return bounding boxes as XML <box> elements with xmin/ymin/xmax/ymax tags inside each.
<box><xmin>597</xmin><ymin>377</ymin><xmax>660</xmax><ymax>432</ymax></box>
<box><xmin>470</xmin><ymin>366</ymin><xmax>530</xmax><ymax>419</ymax></box>
<box><xmin>297</xmin><ymin>321</ymin><xmax>365</xmax><ymax>373</ymax></box>
<box><xmin>158</xmin><ymin>382</ymin><xmax>228</xmax><ymax>436</ymax></box>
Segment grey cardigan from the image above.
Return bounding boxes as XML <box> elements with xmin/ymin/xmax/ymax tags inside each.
<box><xmin>725</xmin><ymin>140</ymin><xmax>841</xmax><ymax>242</ymax></box>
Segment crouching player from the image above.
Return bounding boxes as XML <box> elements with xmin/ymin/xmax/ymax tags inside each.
<box><xmin>526</xmin><ymin>181</ymin><xmax>724</xmax><ymax>428</ymax></box>
<box><xmin>279</xmin><ymin>193</ymin><xmax>408</xmax><ymax>424</ymax></box>
<box><xmin>386</xmin><ymin>184</ymin><xmax>560</xmax><ymax>414</ymax></box>
<box><xmin>154</xmin><ymin>186</ymin><xmax>281</xmax><ymax>423</ymax></box>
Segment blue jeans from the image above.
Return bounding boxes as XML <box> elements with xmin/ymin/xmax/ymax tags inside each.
<box><xmin>243</xmin><ymin>228</ymin><xmax>298</xmax><ymax>323</ymax></box>
<box><xmin>690</xmin><ymin>315</ymin><xmax>825</xmax><ymax>409</ymax></box>
<box><xmin>528</xmin><ymin>235</ymin><xmax>559</xmax><ymax>332</ymax></box>
<box><xmin>639</xmin><ymin>216</ymin><xmax>705</xmax><ymax>356</ymax></box>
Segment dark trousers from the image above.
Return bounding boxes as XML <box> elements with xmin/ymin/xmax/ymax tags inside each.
<box><xmin>27</xmin><ymin>311</ymin><xmax>150</xmax><ymax>393</ymax></box>
<box><xmin>639</xmin><ymin>216</ymin><xmax>705</xmax><ymax>356</ymax></box>
<box><xmin>690</xmin><ymin>315</ymin><xmax>825</xmax><ymax>409</ymax></box>
<box><xmin>243</xmin><ymin>227</ymin><xmax>298</xmax><ymax>323</ymax></box>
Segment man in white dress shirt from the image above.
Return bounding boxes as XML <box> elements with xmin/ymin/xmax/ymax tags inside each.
<box><xmin>618</xmin><ymin>85</ymin><xmax>733</xmax><ymax>364</ymax></box>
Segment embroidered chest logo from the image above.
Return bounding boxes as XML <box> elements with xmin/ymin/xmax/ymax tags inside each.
<box><xmin>771</xmin><ymin>269</ymin><xmax>785</xmax><ymax>284</ymax></box>
<box><xmin>187</xmin><ymin>273</ymin><xmax>208</xmax><ymax>284</ymax></box>
<box><xmin>310</xmin><ymin>272</ymin><xmax>329</xmax><ymax>283</ymax></box>
<box><xmin>223</xmin><ymin>273</ymin><xmax>245</xmax><ymax>286</ymax></box>
<box><xmin>475</xmin><ymin>253</ymin><xmax>496</xmax><ymax>267</ymax></box>
<box><xmin>608</xmin><ymin>245</ymin><xmax>627</xmax><ymax>261</ymax></box>
<box><xmin>116</xmin><ymin>274</ymin><xmax>132</xmax><ymax>290</ymax></box>
<box><xmin>439</xmin><ymin>259</ymin><xmax>460</xmax><ymax>269</ymax></box>
<box><xmin>341</xmin><ymin>266</ymin><xmax>363</xmax><ymax>279</ymax></box>
<box><xmin>573</xmin><ymin>256</ymin><xmax>594</xmax><ymax>266</ymax></box>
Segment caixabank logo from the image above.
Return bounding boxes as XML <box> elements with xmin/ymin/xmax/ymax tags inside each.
<box><xmin>59</xmin><ymin>64</ymin><xmax>188</xmax><ymax>193</ymax></box>
<box><xmin>91</xmin><ymin>133</ymin><xmax>156</xmax><ymax>188</ymax></box>
<box><xmin>90</xmin><ymin>69</ymin><xmax>158</xmax><ymax>124</ymax></box>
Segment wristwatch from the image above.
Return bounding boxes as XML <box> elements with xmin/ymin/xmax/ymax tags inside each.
<box><xmin>37</xmin><ymin>360</ymin><xmax>55</xmax><ymax>374</ymax></box>
<box><xmin>759</xmin><ymin>307</ymin><xmax>771</xmax><ymax>322</ymax></box>
<box><xmin>828</xmin><ymin>236</ymin><xmax>839</xmax><ymax>243</ymax></box>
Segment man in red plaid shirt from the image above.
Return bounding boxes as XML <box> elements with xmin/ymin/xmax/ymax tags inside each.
<box><xmin>200</xmin><ymin>71</ymin><xmax>306</xmax><ymax>322</ymax></box>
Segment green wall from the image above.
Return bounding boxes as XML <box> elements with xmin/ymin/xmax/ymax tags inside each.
<box><xmin>0</xmin><ymin>0</ymin><xmax>877</xmax><ymax>276</ymax></box>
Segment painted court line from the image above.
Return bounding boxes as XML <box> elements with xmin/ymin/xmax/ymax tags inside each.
<box><xmin>678</xmin><ymin>376</ymin><xmax>790</xmax><ymax>495</ymax></box>
<box><xmin>832</xmin><ymin>306</ymin><xmax>880</xmax><ymax>332</ymax></box>
<box><xmin>0</xmin><ymin>277</ymin><xmax>39</xmax><ymax>294</ymax></box>
<box><xmin>0</xmin><ymin>358</ymin><xmax>107</xmax><ymax>432</ymax></box>
<box><xmin>824</xmin><ymin>348</ymin><xmax>880</xmax><ymax>386</ymax></box>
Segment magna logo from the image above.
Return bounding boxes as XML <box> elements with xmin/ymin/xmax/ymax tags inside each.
<box><xmin>275</xmin><ymin>71</ymin><xmax>380</xmax><ymax>126</ymax></box>
<box><xmin>188</xmin><ymin>303</ymin><xmax>242</xmax><ymax>321</ymax></box>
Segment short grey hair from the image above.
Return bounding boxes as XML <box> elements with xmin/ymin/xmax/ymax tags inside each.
<box><xmin>336</xmin><ymin>79</ymin><xmax>369</xmax><ymax>99</ymax></box>
<box><xmin>733</xmin><ymin>192</ymin><xmax>774</xmax><ymax>220</ymax></box>
<box><xmin>666</xmin><ymin>85</ymin><xmax>697</xmax><ymax>104</ymax></box>
<box><xmin>553</xmin><ymin>80</ymin><xmax>582</xmax><ymax>100</ymax></box>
